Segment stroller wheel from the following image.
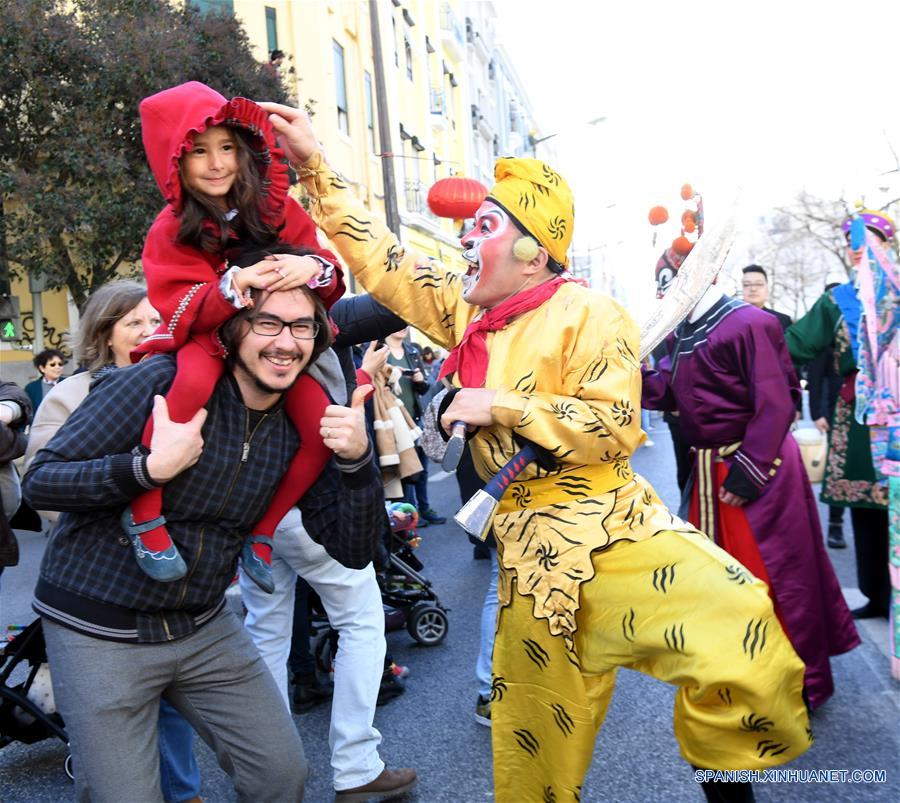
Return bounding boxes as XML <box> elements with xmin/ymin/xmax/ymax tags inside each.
<box><xmin>407</xmin><ymin>603</ymin><xmax>448</xmax><ymax>646</ymax></box>
<box><xmin>64</xmin><ymin>753</ymin><xmax>74</xmax><ymax>780</ymax></box>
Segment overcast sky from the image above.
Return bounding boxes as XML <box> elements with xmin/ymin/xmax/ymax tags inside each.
<box><xmin>492</xmin><ymin>0</ymin><xmax>900</xmax><ymax>303</ymax></box>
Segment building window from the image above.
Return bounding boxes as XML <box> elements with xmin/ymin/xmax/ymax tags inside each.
<box><xmin>404</xmin><ymin>37</ymin><xmax>413</xmax><ymax>81</ymax></box>
<box><xmin>404</xmin><ymin>151</ymin><xmax>423</xmax><ymax>213</ymax></box>
<box><xmin>430</xmin><ymin>86</ymin><xmax>444</xmax><ymax>115</ymax></box>
<box><xmin>392</xmin><ymin>18</ymin><xmax>399</xmax><ymax>67</ymax></box>
<box><xmin>187</xmin><ymin>0</ymin><xmax>234</xmax><ymax>12</ymax></box>
<box><xmin>399</xmin><ymin>125</ymin><xmax>421</xmax><ymax>213</ymax></box>
<box><xmin>364</xmin><ymin>71</ymin><xmax>377</xmax><ymax>153</ymax></box>
<box><xmin>333</xmin><ymin>40</ymin><xmax>349</xmax><ymax>135</ymax></box>
<box><xmin>265</xmin><ymin>7</ymin><xmax>278</xmax><ymax>52</ymax></box>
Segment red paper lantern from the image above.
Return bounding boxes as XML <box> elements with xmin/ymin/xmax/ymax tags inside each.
<box><xmin>427</xmin><ymin>176</ymin><xmax>489</xmax><ymax>219</ymax></box>
<box><xmin>648</xmin><ymin>205</ymin><xmax>669</xmax><ymax>226</ymax></box>
<box><xmin>680</xmin><ymin>183</ymin><xmax>694</xmax><ymax>201</ymax></box>
<box><xmin>672</xmin><ymin>236</ymin><xmax>694</xmax><ymax>256</ymax></box>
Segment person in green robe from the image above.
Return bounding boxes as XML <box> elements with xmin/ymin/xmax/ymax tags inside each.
<box><xmin>784</xmin><ymin>209</ymin><xmax>893</xmax><ymax>620</ymax></box>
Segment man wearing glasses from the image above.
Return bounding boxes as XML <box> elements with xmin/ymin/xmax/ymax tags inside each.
<box><xmin>23</xmin><ymin>284</ymin><xmax>383</xmax><ymax>801</ymax></box>
<box><xmin>234</xmin><ymin>248</ymin><xmax>418</xmax><ymax>802</ymax></box>
<box><xmin>741</xmin><ymin>264</ymin><xmax>793</xmax><ymax>331</ymax></box>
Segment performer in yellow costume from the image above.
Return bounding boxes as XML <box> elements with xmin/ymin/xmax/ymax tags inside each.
<box><xmin>261</xmin><ymin>103</ymin><xmax>812</xmax><ymax>803</ymax></box>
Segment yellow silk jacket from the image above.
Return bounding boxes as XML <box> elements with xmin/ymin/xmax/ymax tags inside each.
<box><xmin>300</xmin><ymin>154</ymin><xmax>693</xmax><ymax>654</ymax></box>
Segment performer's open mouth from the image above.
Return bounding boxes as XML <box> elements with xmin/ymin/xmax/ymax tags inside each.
<box><xmin>461</xmin><ymin>248</ymin><xmax>480</xmax><ymax>294</ymax></box>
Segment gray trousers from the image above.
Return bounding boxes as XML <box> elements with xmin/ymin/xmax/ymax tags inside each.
<box><xmin>42</xmin><ymin>607</ymin><xmax>307</xmax><ymax>803</ymax></box>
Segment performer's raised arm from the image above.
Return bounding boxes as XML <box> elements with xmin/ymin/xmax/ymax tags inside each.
<box><xmin>262</xmin><ymin>102</ymin><xmax>467</xmax><ymax>348</ymax></box>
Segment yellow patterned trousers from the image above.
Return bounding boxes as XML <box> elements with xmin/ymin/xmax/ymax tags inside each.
<box><xmin>492</xmin><ymin>529</ymin><xmax>811</xmax><ymax>803</ymax></box>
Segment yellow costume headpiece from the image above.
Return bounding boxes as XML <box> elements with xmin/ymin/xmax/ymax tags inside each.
<box><xmin>487</xmin><ymin>158</ymin><xmax>574</xmax><ymax>270</ymax></box>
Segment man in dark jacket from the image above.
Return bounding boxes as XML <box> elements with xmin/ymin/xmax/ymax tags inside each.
<box><xmin>741</xmin><ymin>264</ymin><xmax>803</xmax><ymax>419</ymax></box>
<box><xmin>741</xmin><ymin>264</ymin><xmax>793</xmax><ymax>330</ymax></box>
<box><xmin>23</xmin><ymin>286</ymin><xmax>383</xmax><ymax>803</ymax></box>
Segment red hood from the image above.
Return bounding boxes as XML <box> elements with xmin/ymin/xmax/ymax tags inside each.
<box><xmin>139</xmin><ymin>81</ymin><xmax>288</xmax><ymax>225</ymax></box>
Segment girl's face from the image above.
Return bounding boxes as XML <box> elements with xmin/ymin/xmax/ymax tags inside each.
<box><xmin>39</xmin><ymin>357</ymin><xmax>64</xmax><ymax>382</ymax></box>
<box><xmin>181</xmin><ymin>126</ymin><xmax>239</xmax><ymax>210</ymax></box>
<box><xmin>108</xmin><ymin>298</ymin><xmax>161</xmax><ymax>367</ymax></box>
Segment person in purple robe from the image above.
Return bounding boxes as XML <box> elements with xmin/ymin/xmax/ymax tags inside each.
<box><xmin>642</xmin><ymin>284</ymin><xmax>860</xmax><ymax>709</ymax></box>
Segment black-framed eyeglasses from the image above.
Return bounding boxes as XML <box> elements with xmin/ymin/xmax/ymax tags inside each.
<box><xmin>249</xmin><ymin>316</ymin><xmax>320</xmax><ymax>340</ymax></box>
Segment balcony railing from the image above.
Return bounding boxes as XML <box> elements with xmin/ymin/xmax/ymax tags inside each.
<box><xmin>440</xmin><ymin>4</ymin><xmax>464</xmax><ymax>48</ymax></box>
<box><xmin>464</xmin><ymin>15</ymin><xmax>492</xmax><ymax>60</ymax></box>
<box><xmin>404</xmin><ymin>180</ymin><xmax>425</xmax><ymax>214</ymax></box>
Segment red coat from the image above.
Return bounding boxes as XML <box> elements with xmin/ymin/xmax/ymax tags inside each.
<box><xmin>134</xmin><ymin>81</ymin><xmax>343</xmax><ymax>358</ymax></box>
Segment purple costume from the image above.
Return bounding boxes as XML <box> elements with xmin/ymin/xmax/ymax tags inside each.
<box><xmin>643</xmin><ymin>295</ymin><xmax>860</xmax><ymax>708</ymax></box>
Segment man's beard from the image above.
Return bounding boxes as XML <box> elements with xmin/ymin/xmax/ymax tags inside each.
<box><xmin>234</xmin><ymin>349</ymin><xmax>304</xmax><ymax>396</ymax></box>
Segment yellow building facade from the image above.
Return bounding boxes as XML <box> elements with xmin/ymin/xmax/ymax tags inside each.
<box><xmin>233</xmin><ymin>0</ymin><xmax>469</xmax><ymax>275</ymax></box>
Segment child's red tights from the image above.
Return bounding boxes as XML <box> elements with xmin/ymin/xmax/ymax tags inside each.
<box><xmin>132</xmin><ymin>341</ymin><xmax>331</xmax><ymax>569</ymax></box>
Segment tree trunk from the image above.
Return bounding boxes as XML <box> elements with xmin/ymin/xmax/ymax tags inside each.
<box><xmin>47</xmin><ymin>233</ymin><xmax>87</xmax><ymax>308</ymax></box>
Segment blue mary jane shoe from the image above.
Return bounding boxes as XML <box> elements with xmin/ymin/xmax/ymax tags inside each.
<box><xmin>120</xmin><ymin>507</ymin><xmax>187</xmax><ymax>582</ymax></box>
<box><xmin>241</xmin><ymin>537</ymin><xmax>274</xmax><ymax>594</ymax></box>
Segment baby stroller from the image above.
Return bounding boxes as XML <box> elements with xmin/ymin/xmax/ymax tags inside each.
<box><xmin>309</xmin><ymin>503</ymin><xmax>449</xmax><ymax>689</ymax></box>
<box><xmin>0</xmin><ymin>619</ymin><xmax>73</xmax><ymax>779</ymax></box>
<box><xmin>381</xmin><ymin>502</ymin><xmax>449</xmax><ymax>647</ymax></box>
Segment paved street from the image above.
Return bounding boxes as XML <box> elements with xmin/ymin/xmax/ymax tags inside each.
<box><xmin>1</xmin><ymin>414</ymin><xmax>897</xmax><ymax>802</ymax></box>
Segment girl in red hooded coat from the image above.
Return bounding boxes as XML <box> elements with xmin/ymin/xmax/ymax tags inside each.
<box><xmin>129</xmin><ymin>81</ymin><xmax>344</xmax><ymax>593</ymax></box>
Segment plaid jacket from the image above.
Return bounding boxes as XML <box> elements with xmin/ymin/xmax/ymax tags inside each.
<box><xmin>24</xmin><ymin>355</ymin><xmax>382</xmax><ymax>643</ymax></box>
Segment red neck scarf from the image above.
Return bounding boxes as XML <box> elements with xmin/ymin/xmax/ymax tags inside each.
<box><xmin>439</xmin><ymin>276</ymin><xmax>567</xmax><ymax>388</ymax></box>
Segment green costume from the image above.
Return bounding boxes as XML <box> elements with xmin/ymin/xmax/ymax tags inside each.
<box><xmin>786</xmin><ymin>291</ymin><xmax>886</xmax><ymax>511</ymax></box>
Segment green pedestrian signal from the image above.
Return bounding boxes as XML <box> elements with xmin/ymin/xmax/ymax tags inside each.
<box><xmin>0</xmin><ymin>296</ymin><xmax>21</xmax><ymax>342</ymax></box>
<box><xmin>0</xmin><ymin>318</ymin><xmax>19</xmax><ymax>342</ymax></box>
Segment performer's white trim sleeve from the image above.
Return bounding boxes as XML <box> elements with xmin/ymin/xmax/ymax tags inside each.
<box><xmin>0</xmin><ymin>400</ymin><xmax>25</xmax><ymax>424</ymax></box>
